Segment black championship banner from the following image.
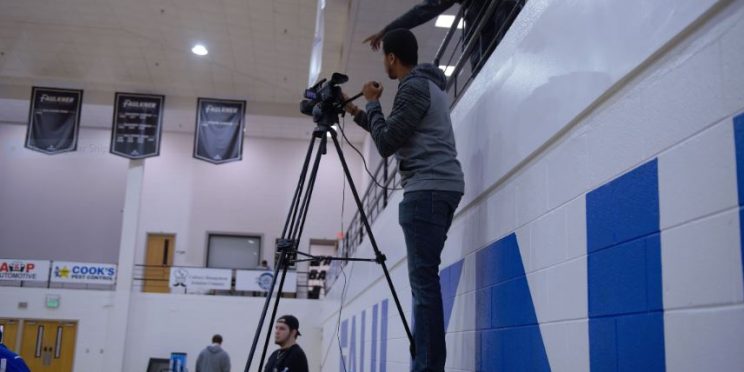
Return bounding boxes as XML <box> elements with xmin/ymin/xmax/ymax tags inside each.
<box><xmin>110</xmin><ymin>93</ymin><xmax>165</xmax><ymax>159</ymax></box>
<box><xmin>193</xmin><ymin>98</ymin><xmax>246</xmax><ymax>164</ymax></box>
<box><xmin>25</xmin><ymin>87</ymin><xmax>83</xmax><ymax>154</ymax></box>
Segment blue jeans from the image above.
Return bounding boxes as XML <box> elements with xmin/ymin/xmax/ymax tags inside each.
<box><xmin>399</xmin><ymin>190</ymin><xmax>462</xmax><ymax>372</ymax></box>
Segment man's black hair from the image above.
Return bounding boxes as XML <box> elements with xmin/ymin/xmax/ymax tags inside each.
<box><xmin>212</xmin><ymin>334</ymin><xmax>223</xmax><ymax>344</ymax></box>
<box><xmin>383</xmin><ymin>28</ymin><xmax>418</xmax><ymax>66</ymax></box>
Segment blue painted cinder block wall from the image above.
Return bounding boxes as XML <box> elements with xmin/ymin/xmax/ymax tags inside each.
<box><xmin>327</xmin><ymin>1</ymin><xmax>744</xmax><ymax>370</ymax></box>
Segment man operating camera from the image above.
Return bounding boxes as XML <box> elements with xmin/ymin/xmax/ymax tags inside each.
<box><xmin>343</xmin><ymin>28</ymin><xmax>464</xmax><ymax>372</ymax></box>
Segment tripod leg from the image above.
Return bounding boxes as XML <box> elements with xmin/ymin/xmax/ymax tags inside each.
<box><xmin>283</xmin><ymin>134</ymin><xmax>317</xmax><ymax>239</ymax></box>
<box><xmin>290</xmin><ymin>134</ymin><xmax>326</xmax><ymax>252</ymax></box>
<box><xmin>245</xmin><ymin>136</ymin><xmax>317</xmax><ymax>372</ymax></box>
<box><xmin>258</xmin><ymin>132</ymin><xmax>327</xmax><ymax>371</ymax></box>
<box><xmin>257</xmin><ymin>257</ymin><xmax>291</xmax><ymax>372</ymax></box>
<box><xmin>329</xmin><ymin>132</ymin><xmax>416</xmax><ymax>358</ymax></box>
<box><xmin>244</xmin><ymin>251</ymin><xmax>287</xmax><ymax>372</ymax></box>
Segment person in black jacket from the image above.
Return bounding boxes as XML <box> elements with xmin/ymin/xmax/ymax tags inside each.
<box><xmin>264</xmin><ymin>315</ymin><xmax>308</xmax><ymax>372</ymax></box>
<box><xmin>363</xmin><ymin>0</ymin><xmax>522</xmax><ymax>71</ymax></box>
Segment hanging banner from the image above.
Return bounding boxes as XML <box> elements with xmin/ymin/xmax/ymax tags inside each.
<box><xmin>25</xmin><ymin>87</ymin><xmax>83</xmax><ymax>154</ymax></box>
<box><xmin>169</xmin><ymin>267</ymin><xmax>232</xmax><ymax>291</ymax></box>
<box><xmin>50</xmin><ymin>261</ymin><xmax>117</xmax><ymax>285</ymax></box>
<box><xmin>110</xmin><ymin>92</ymin><xmax>165</xmax><ymax>159</ymax></box>
<box><xmin>235</xmin><ymin>269</ymin><xmax>297</xmax><ymax>293</ymax></box>
<box><xmin>193</xmin><ymin>98</ymin><xmax>246</xmax><ymax>164</ymax></box>
<box><xmin>0</xmin><ymin>259</ymin><xmax>50</xmax><ymax>282</ymax></box>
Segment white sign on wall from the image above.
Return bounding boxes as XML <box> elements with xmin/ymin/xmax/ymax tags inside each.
<box><xmin>51</xmin><ymin>261</ymin><xmax>117</xmax><ymax>284</ymax></box>
<box><xmin>0</xmin><ymin>259</ymin><xmax>50</xmax><ymax>281</ymax></box>
<box><xmin>168</xmin><ymin>267</ymin><xmax>232</xmax><ymax>291</ymax></box>
<box><xmin>235</xmin><ymin>270</ymin><xmax>297</xmax><ymax>293</ymax></box>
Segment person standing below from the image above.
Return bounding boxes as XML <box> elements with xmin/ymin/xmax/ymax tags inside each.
<box><xmin>344</xmin><ymin>29</ymin><xmax>464</xmax><ymax>372</ymax></box>
<box><xmin>260</xmin><ymin>260</ymin><xmax>270</xmax><ymax>270</ymax></box>
<box><xmin>195</xmin><ymin>334</ymin><xmax>230</xmax><ymax>372</ymax></box>
<box><xmin>0</xmin><ymin>329</ymin><xmax>30</xmax><ymax>372</ymax></box>
<box><xmin>264</xmin><ymin>315</ymin><xmax>308</xmax><ymax>372</ymax></box>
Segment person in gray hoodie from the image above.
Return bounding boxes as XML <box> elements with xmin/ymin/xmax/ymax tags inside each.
<box><xmin>344</xmin><ymin>28</ymin><xmax>464</xmax><ymax>372</ymax></box>
<box><xmin>195</xmin><ymin>334</ymin><xmax>230</xmax><ymax>372</ymax></box>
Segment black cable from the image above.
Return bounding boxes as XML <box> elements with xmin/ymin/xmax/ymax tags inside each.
<box><xmin>338</xmin><ymin>115</ymin><xmax>404</xmax><ymax>192</ymax></box>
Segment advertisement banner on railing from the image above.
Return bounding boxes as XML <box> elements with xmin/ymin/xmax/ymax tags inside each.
<box><xmin>0</xmin><ymin>259</ymin><xmax>50</xmax><ymax>282</ymax></box>
<box><xmin>235</xmin><ymin>270</ymin><xmax>297</xmax><ymax>293</ymax></box>
<box><xmin>169</xmin><ymin>267</ymin><xmax>232</xmax><ymax>291</ymax></box>
<box><xmin>50</xmin><ymin>261</ymin><xmax>117</xmax><ymax>284</ymax></box>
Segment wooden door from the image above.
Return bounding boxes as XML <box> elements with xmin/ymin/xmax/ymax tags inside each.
<box><xmin>0</xmin><ymin>319</ymin><xmax>19</xmax><ymax>351</ymax></box>
<box><xmin>144</xmin><ymin>233</ymin><xmax>175</xmax><ymax>293</ymax></box>
<box><xmin>19</xmin><ymin>320</ymin><xmax>77</xmax><ymax>372</ymax></box>
<box><xmin>50</xmin><ymin>321</ymin><xmax>77</xmax><ymax>372</ymax></box>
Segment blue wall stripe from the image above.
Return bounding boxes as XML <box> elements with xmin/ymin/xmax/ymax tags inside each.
<box><xmin>587</xmin><ymin>159</ymin><xmax>666</xmax><ymax>371</ymax></box>
<box><xmin>475</xmin><ymin>233</ymin><xmax>550</xmax><ymax>371</ymax></box>
<box><xmin>381</xmin><ymin>300</ymin><xmax>388</xmax><ymax>372</ymax></box>
<box><xmin>371</xmin><ymin>304</ymin><xmax>378</xmax><ymax>372</ymax></box>
<box><xmin>361</xmin><ymin>310</ymin><xmax>366</xmax><ymax>372</ymax></box>
<box><xmin>733</xmin><ymin>112</ymin><xmax>744</xmax><ymax>294</ymax></box>
<box><xmin>440</xmin><ymin>259</ymin><xmax>464</xmax><ymax>331</ymax></box>
<box><xmin>350</xmin><ymin>315</ymin><xmax>357</xmax><ymax>372</ymax></box>
<box><xmin>340</xmin><ymin>319</ymin><xmax>348</xmax><ymax>371</ymax></box>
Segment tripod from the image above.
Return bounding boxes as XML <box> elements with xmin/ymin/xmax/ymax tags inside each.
<box><xmin>244</xmin><ymin>103</ymin><xmax>414</xmax><ymax>372</ymax></box>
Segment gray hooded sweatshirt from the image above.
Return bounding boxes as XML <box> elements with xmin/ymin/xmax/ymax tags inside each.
<box><xmin>354</xmin><ymin>63</ymin><xmax>465</xmax><ymax>194</ymax></box>
<box><xmin>195</xmin><ymin>345</ymin><xmax>230</xmax><ymax>372</ymax></box>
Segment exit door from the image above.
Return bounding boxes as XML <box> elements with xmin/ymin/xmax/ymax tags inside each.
<box><xmin>19</xmin><ymin>320</ymin><xmax>77</xmax><ymax>372</ymax></box>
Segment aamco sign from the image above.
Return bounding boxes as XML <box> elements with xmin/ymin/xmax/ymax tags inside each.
<box><xmin>0</xmin><ymin>259</ymin><xmax>50</xmax><ymax>281</ymax></box>
<box><xmin>51</xmin><ymin>261</ymin><xmax>117</xmax><ymax>285</ymax></box>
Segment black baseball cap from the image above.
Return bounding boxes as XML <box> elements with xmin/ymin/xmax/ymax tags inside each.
<box><xmin>277</xmin><ymin>315</ymin><xmax>301</xmax><ymax>336</ymax></box>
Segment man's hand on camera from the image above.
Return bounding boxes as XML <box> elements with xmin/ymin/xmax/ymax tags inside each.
<box><xmin>362</xmin><ymin>81</ymin><xmax>383</xmax><ymax>102</ymax></box>
<box><xmin>341</xmin><ymin>92</ymin><xmax>360</xmax><ymax>116</ymax></box>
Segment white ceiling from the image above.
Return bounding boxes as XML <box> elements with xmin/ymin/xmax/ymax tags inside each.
<box><xmin>0</xmin><ymin>0</ymin><xmax>459</xmax><ymax>141</ymax></box>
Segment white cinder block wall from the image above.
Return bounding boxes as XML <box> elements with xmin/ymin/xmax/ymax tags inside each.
<box><xmin>322</xmin><ymin>0</ymin><xmax>744</xmax><ymax>371</ymax></box>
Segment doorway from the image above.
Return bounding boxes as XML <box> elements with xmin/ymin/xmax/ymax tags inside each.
<box><xmin>0</xmin><ymin>318</ymin><xmax>19</xmax><ymax>351</ymax></box>
<box><xmin>144</xmin><ymin>233</ymin><xmax>176</xmax><ymax>293</ymax></box>
<box><xmin>19</xmin><ymin>319</ymin><xmax>77</xmax><ymax>372</ymax></box>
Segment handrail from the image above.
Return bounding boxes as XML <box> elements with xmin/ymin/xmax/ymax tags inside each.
<box><xmin>445</xmin><ymin>0</ymin><xmax>505</xmax><ymax>92</ymax></box>
<box><xmin>433</xmin><ymin>0</ymin><xmax>471</xmax><ymax>66</ymax></box>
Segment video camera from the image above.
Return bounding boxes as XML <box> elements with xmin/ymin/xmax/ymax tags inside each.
<box><xmin>300</xmin><ymin>72</ymin><xmax>349</xmax><ymax>119</ymax></box>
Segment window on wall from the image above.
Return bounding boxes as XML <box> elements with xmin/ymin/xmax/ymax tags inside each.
<box><xmin>207</xmin><ymin>234</ymin><xmax>261</xmax><ymax>269</ymax></box>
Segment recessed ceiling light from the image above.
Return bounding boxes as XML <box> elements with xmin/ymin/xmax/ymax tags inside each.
<box><xmin>191</xmin><ymin>44</ymin><xmax>208</xmax><ymax>56</ymax></box>
<box><xmin>435</xmin><ymin>15</ymin><xmax>464</xmax><ymax>29</ymax></box>
<box><xmin>439</xmin><ymin>65</ymin><xmax>455</xmax><ymax>77</ymax></box>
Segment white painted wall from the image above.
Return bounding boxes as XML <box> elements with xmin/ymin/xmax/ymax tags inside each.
<box><xmin>0</xmin><ymin>117</ymin><xmax>363</xmax><ymax>267</ymax></box>
<box><xmin>322</xmin><ymin>0</ymin><xmax>744</xmax><ymax>371</ymax></box>
<box><xmin>134</xmin><ymin>129</ymin><xmax>362</xmax><ymax>268</ymax></box>
<box><xmin>0</xmin><ymin>124</ymin><xmax>128</xmax><ymax>263</ymax></box>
